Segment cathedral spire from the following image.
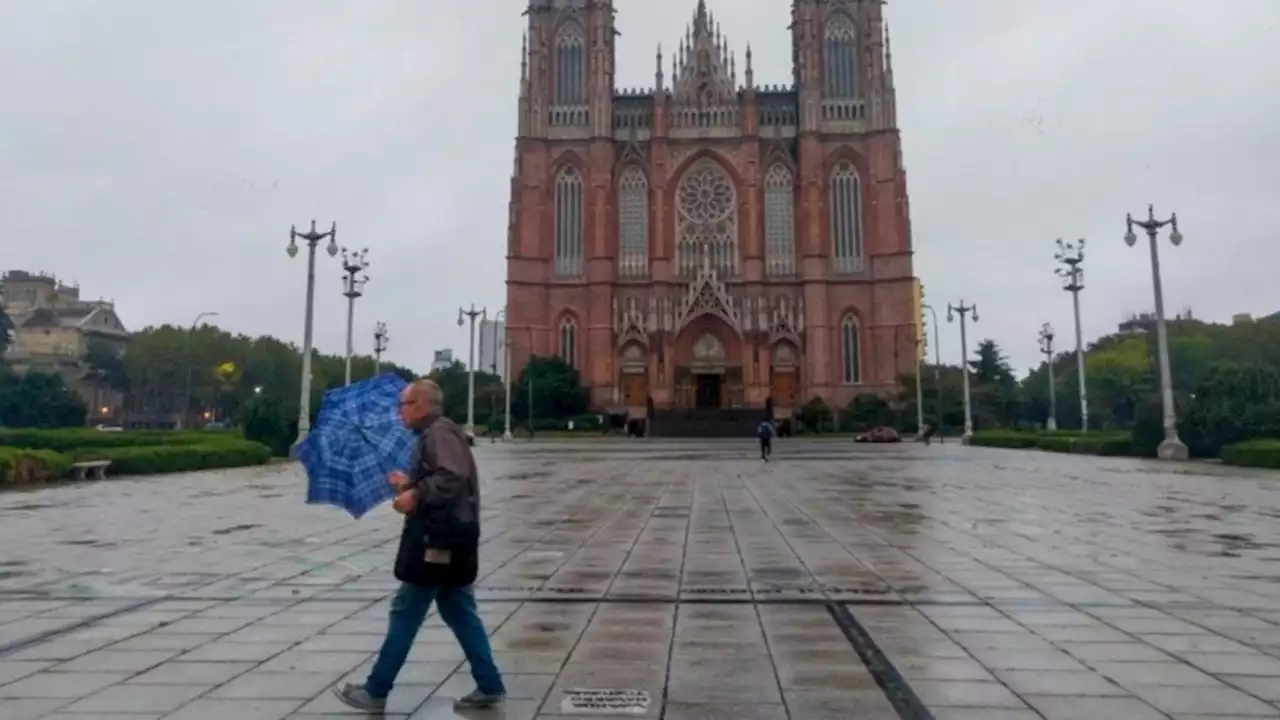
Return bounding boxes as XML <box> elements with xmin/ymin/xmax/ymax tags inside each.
<box><xmin>671</xmin><ymin>0</ymin><xmax>736</xmax><ymax>105</ymax></box>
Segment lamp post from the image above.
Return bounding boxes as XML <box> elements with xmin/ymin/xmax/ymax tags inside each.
<box><xmin>1126</xmin><ymin>204</ymin><xmax>1188</xmax><ymax>460</ymax></box>
<box><xmin>373</xmin><ymin>322</ymin><xmax>388</xmax><ymax>375</ymax></box>
<box><xmin>180</xmin><ymin>311</ymin><xmax>218</xmax><ymax>430</ymax></box>
<box><xmin>1054</xmin><ymin>238</ymin><xmax>1088</xmax><ymax>431</ymax></box>
<box><xmin>340</xmin><ymin>247</ymin><xmax>370</xmax><ymax>386</ymax></box>
<box><xmin>457</xmin><ymin>304</ymin><xmax>486</xmax><ymax>436</ymax></box>
<box><xmin>1038</xmin><ymin>323</ymin><xmax>1058</xmax><ymax>431</ymax></box>
<box><xmin>493</xmin><ymin>308</ymin><xmax>513</xmax><ymax>440</ymax></box>
<box><xmin>923</xmin><ymin>303</ymin><xmax>943</xmax><ymax>441</ymax></box>
<box><xmin>947</xmin><ymin>300</ymin><xmax>978</xmax><ymax>442</ymax></box>
<box><xmin>287</xmin><ymin>220</ymin><xmax>338</xmax><ymax>452</ymax></box>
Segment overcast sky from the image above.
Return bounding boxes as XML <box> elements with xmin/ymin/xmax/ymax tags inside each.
<box><xmin>2</xmin><ymin>0</ymin><xmax>1277</xmax><ymax>377</ymax></box>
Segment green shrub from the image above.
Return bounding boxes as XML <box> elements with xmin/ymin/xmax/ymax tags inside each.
<box><xmin>1220</xmin><ymin>439</ymin><xmax>1280</xmax><ymax>469</ymax></box>
<box><xmin>0</xmin><ymin>429</ymin><xmax>241</xmax><ymax>453</ymax></box>
<box><xmin>0</xmin><ymin>447</ymin><xmax>71</xmax><ymax>485</ymax></box>
<box><xmin>969</xmin><ymin>431</ymin><xmax>1040</xmax><ymax>449</ymax></box>
<box><xmin>970</xmin><ymin>430</ymin><xmax>1134</xmax><ymax>456</ymax></box>
<box><xmin>68</xmin><ymin>440</ymin><xmax>272</xmax><ymax>476</ymax></box>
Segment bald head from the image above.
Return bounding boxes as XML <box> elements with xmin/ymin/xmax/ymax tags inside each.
<box><xmin>398</xmin><ymin>378</ymin><xmax>443</xmax><ymax>429</ymax></box>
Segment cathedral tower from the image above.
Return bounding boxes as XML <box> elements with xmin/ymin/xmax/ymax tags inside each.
<box><xmin>507</xmin><ymin>0</ymin><xmax>918</xmax><ymax>435</ymax></box>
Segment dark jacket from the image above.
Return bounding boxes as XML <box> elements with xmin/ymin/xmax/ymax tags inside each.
<box><xmin>394</xmin><ymin>415</ymin><xmax>480</xmax><ymax>587</ymax></box>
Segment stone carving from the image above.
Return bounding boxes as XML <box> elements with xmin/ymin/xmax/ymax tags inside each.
<box><xmin>675</xmin><ymin>253</ymin><xmax>740</xmax><ymax>336</ymax></box>
<box><xmin>693</xmin><ymin>333</ymin><xmax>724</xmax><ymax>359</ymax></box>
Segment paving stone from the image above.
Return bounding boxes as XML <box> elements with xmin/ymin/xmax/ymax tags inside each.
<box><xmin>210</xmin><ymin>671</ymin><xmax>344</xmax><ymax>699</ymax></box>
<box><xmin>164</xmin><ymin>699</ymin><xmax>303</xmax><ymax>720</ymax></box>
<box><xmin>0</xmin><ymin>698</ymin><xmax>74</xmax><ymax>720</ymax></box>
<box><xmin>59</xmin><ymin>683</ymin><xmax>210</xmax><ymax>713</ymax></box>
<box><xmin>5</xmin><ymin>441</ymin><xmax>1280</xmax><ymax>718</ymax></box>
<box><xmin>127</xmin><ymin>660</ymin><xmax>255</xmax><ymax>685</ymax></box>
<box><xmin>0</xmin><ymin>671</ymin><xmax>129</xmax><ymax>698</ymax></box>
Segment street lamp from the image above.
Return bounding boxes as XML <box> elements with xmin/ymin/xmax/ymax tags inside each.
<box><xmin>1038</xmin><ymin>323</ymin><xmax>1058</xmax><ymax>431</ymax></box>
<box><xmin>340</xmin><ymin>247</ymin><xmax>370</xmax><ymax>387</ymax></box>
<box><xmin>180</xmin><ymin>311</ymin><xmax>218</xmax><ymax>430</ymax></box>
<box><xmin>947</xmin><ymin>300</ymin><xmax>978</xmax><ymax>442</ymax></box>
<box><xmin>1126</xmin><ymin>204</ymin><xmax>1187</xmax><ymax>460</ymax></box>
<box><xmin>286</xmin><ymin>220</ymin><xmax>338</xmax><ymax>452</ymax></box>
<box><xmin>458</xmin><ymin>304</ymin><xmax>486</xmax><ymax>436</ymax></box>
<box><xmin>493</xmin><ymin>308</ymin><xmax>513</xmax><ymax>440</ymax></box>
<box><xmin>373</xmin><ymin>322</ymin><xmax>389</xmax><ymax>375</ymax></box>
<box><xmin>1054</xmin><ymin>238</ymin><xmax>1089</xmax><ymax>431</ymax></box>
<box><xmin>922</xmin><ymin>303</ymin><xmax>944</xmax><ymax>442</ymax></box>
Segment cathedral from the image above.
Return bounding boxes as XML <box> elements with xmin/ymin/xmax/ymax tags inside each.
<box><xmin>505</xmin><ymin>0</ymin><xmax>921</xmax><ymax>432</ymax></box>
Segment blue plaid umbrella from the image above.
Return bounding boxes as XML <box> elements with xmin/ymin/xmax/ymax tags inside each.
<box><xmin>298</xmin><ymin>373</ymin><xmax>416</xmax><ymax>518</ymax></box>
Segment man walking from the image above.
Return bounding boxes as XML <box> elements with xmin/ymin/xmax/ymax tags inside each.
<box><xmin>334</xmin><ymin>379</ymin><xmax>506</xmax><ymax>712</ymax></box>
<box><xmin>757</xmin><ymin>417</ymin><xmax>775</xmax><ymax>461</ymax></box>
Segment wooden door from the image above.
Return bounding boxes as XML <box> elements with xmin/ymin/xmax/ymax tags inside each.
<box><xmin>622</xmin><ymin>372</ymin><xmax>648</xmax><ymax>407</ymax></box>
<box><xmin>771</xmin><ymin>369</ymin><xmax>798</xmax><ymax>408</ymax></box>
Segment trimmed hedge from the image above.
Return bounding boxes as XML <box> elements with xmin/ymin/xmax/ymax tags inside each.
<box><xmin>0</xmin><ymin>429</ymin><xmax>234</xmax><ymax>452</ymax></box>
<box><xmin>970</xmin><ymin>430</ymin><xmax>1135</xmax><ymax>457</ymax></box>
<box><xmin>66</xmin><ymin>440</ymin><xmax>272</xmax><ymax>476</ymax></box>
<box><xmin>0</xmin><ymin>448</ymin><xmax>71</xmax><ymax>485</ymax></box>
<box><xmin>1220</xmin><ymin>439</ymin><xmax>1280</xmax><ymax>469</ymax></box>
<box><xmin>0</xmin><ymin>429</ymin><xmax>271</xmax><ymax>484</ymax></box>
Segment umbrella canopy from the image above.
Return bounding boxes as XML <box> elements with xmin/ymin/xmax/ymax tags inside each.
<box><xmin>298</xmin><ymin>373</ymin><xmax>415</xmax><ymax>518</ymax></box>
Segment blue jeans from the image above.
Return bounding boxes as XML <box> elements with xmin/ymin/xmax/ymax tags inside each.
<box><xmin>365</xmin><ymin>583</ymin><xmax>505</xmax><ymax>698</ymax></box>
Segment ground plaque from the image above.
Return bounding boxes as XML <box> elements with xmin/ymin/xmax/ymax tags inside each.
<box><xmin>561</xmin><ymin>688</ymin><xmax>651</xmax><ymax>714</ymax></box>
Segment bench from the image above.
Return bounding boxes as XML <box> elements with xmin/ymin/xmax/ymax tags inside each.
<box><xmin>71</xmin><ymin>460</ymin><xmax>111</xmax><ymax>481</ymax></box>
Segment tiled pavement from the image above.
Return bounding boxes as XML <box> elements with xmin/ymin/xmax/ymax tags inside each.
<box><xmin>1</xmin><ymin>439</ymin><xmax>1280</xmax><ymax>718</ymax></box>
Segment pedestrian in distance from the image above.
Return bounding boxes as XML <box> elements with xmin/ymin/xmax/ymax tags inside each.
<box><xmin>757</xmin><ymin>417</ymin><xmax>776</xmax><ymax>461</ymax></box>
<box><xmin>333</xmin><ymin>379</ymin><xmax>506</xmax><ymax>713</ymax></box>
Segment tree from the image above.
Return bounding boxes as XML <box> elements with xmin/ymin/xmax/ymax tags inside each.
<box><xmin>1085</xmin><ymin>336</ymin><xmax>1153</xmax><ymax>427</ymax></box>
<box><xmin>0</xmin><ymin>370</ymin><xmax>88</xmax><ymax>428</ymax></box>
<box><xmin>0</xmin><ymin>306</ymin><xmax>13</xmax><ymax>359</ymax></box>
<box><xmin>427</xmin><ymin>361</ymin><xmax>504</xmax><ymax>426</ymax></box>
<box><xmin>969</xmin><ymin>339</ymin><xmax>1020</xmax><ymax>428</ymax></box>
<box><xmin>122</xmin><ymin>323</ymin><xmax>417</xmax><ymax>428</ymax></box>
<box><xmin>84</xmin><ymin>339</ymin><xmax>129</xmax><ymax>393</ymax></box>
<box><xmin>844</xmin><ymin>393</ymin><xmax>892</xmax><ymax>432</ymax></box>
<box><xmin>510</xmin><ymin>356</ymin><xmax>588</xmax><ymax>423</ymax></box>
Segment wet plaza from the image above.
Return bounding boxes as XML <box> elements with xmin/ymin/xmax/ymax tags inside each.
<box><xmin>2</xmin><ymin>439</ymin><xmax>1280</xmax><ymax>718</ymax></box>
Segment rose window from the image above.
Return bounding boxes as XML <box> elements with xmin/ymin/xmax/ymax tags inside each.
<box><xmin>678</xmin><ymin>165</ymin><xmax>735</xmax><ymax>224</ymax></box>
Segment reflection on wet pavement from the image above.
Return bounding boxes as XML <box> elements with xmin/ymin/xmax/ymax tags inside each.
<box><xmin>0</xmin><ymin>439</ymin><xmax>1279</xmax><ymax>717</ymax></box>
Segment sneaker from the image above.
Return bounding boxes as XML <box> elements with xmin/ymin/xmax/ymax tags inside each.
<box><xmin>454</xmin><ymin>688</ymin><xmax>506</xmax><ymax>709</ymax></box>
<box><xmin>332</xmin><ymin>683</ymin><xmax>387</xmax><ymax>712</ymax></box>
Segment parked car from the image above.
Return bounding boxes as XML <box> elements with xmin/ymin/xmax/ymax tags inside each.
<box><xmin>855</xmin><ymin>426</ymin><xmax>901</xmax><ymax>443</ymax></box>
<box><xmin>93</xmin><ymin>424</ymin><xmax>124</xmax><ymax>432</ymax></box>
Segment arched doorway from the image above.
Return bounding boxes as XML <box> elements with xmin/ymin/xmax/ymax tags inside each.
<box><xmin>618</xmin><ymin>343</ymin><xmax>648</xmax><ymax>409</ymax></box>
<box><xmin>690</xmin><ymin>332</ymin><xmax>726</xmax><ymax>408</ymax></box>
<box><xmin>770</xmin><ymin>341</ymin><xmax>800</xmax><ymax>413</ymax></box>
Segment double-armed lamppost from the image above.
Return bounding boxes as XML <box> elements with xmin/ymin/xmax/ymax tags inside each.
<box><xmin>1126</xmin><ymin>204</ymin><xmax>1187</xmax><ymax>460</ymax></box>
<box><xmin>373</xmin><ymin>322</ymin><xmax>389</xmax><ymax>375</ymax></box>
<box><xmin>180</xmin><ymin>311</ymin><xmax>218</xmax><ymax>430</ymax></box>
<box><xmin>1038</xmin><ymin>322</ymin><xmax>1058</xmax><ymax>431</ymax></box>
<box><xmin>947</xmin><ymin>300</ymin><xmax>978</xmax><ymax>442</ymax></box>
<box><xmin>340</xmin><ymin>248</ymin><xmax>370</xmax><ymax>387</ymax></box>
<box><xmin>458</xmin><ymin>304</ymin><xmax>486</xmax><ymax>436</ymax></box>
<box><xmin>1054</xmin><ymin>238</ymin><xmax>1089</xmax><ymax>431</ymax></box>
<box><xmin>287</xmin><ymin>221</ymin><xmax>338</xmax><ymax>452</ymax></box>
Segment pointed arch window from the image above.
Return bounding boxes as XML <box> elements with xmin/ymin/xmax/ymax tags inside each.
<box><xmin>558</xmin><ymin>316</ymin><xmax>578</xmax><ymax>369</ymax></box>
<box><xmin>830</xmin><ymin>161</ymin><xmax>863</xmax><ymax>273</ymax></box>
<box><xmin>763</xmin><ymin>163</ymin><xmax>795</xmax><ymax>277</ymax></box>
<box><xmin>841</xmin><ymin>315</ymin><xmax>861</xmax><ymax>384</ymax></box>
<box><xmin>554</xmin><ymin>24</ymin><xmax>585</xmax><ymax>106</ymax></box>
<box><xmin>617</xmin><ymin>166</ymin><xmax>648</xmax><ymax>279</ymax></box>
<box><xmin>824</xmin><ymin>15</ymin><xmax>858</xmax><ymax>99</ymax></box>
<box><xmin>554</xmin><ymin>166</ymin><xmax>584</xmax><ymax>278</ymax></box>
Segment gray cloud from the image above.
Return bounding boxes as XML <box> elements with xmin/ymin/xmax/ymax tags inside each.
<box><xmin>2</xmin><ymin>0</ymin><xmax>1277</xmax><ymax>377</ymax></box>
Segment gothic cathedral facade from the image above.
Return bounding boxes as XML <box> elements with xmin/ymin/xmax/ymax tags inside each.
<box><xmin>506</xmin><ymin>0</ymin><xmax>921</xmax><ymax>425</ymax></box>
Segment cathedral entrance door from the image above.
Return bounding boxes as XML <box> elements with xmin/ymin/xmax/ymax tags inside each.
<box><xmin>695</xmin><ymin>374</ymin><xmax>722</xmax><ymax>409</ymax></box>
